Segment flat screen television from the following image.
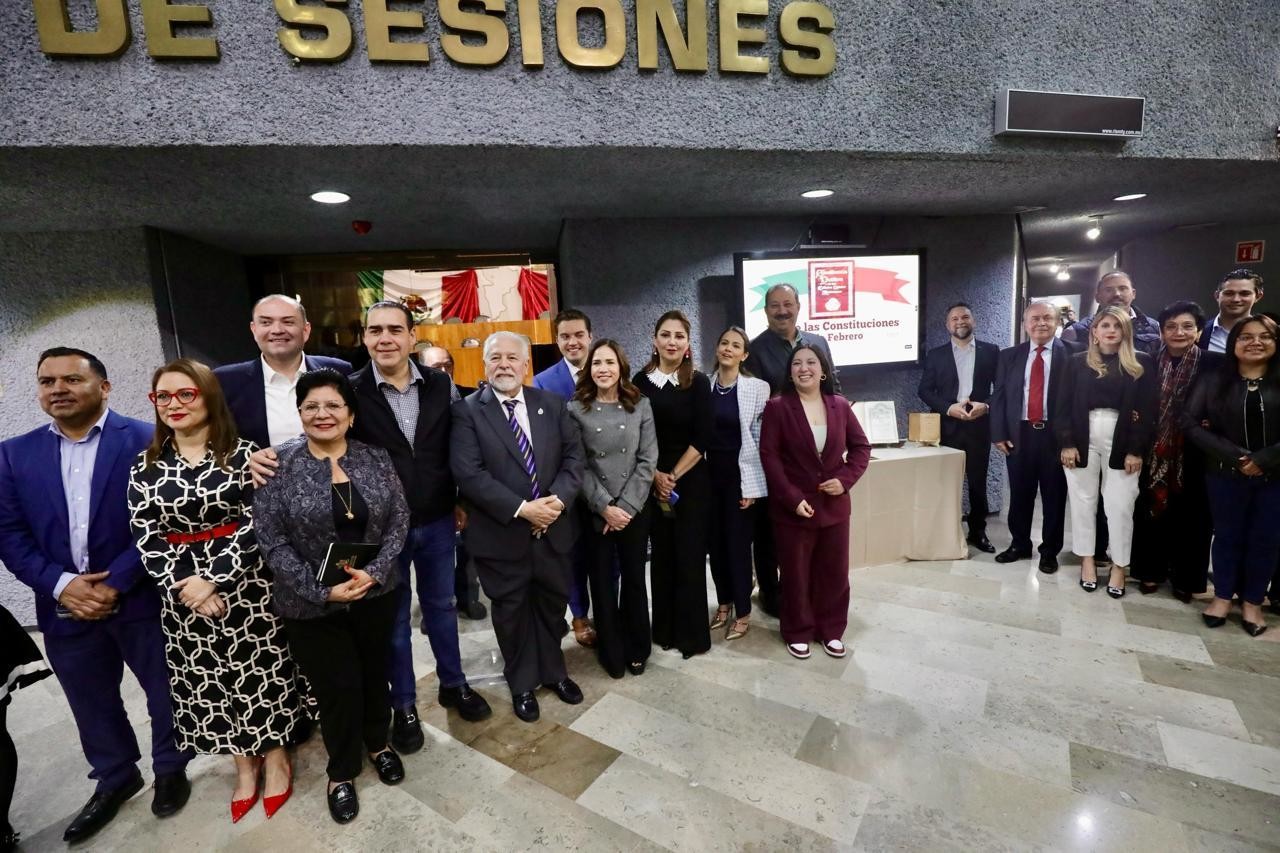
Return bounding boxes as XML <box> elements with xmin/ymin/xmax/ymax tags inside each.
<box><xmin>734</xmin><ymin>249</ymin><xmax>924</xmax><ymax>369</ymax></box>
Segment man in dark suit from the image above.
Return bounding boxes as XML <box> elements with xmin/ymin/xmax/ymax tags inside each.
<box><xmin>532</xmin><ymin>309</ymin><xmax>600</xmax><ymax>646</ymax></box>
<box><xmin>989</xmin><ymin>302</ymin><xmax>1070</xmax><ymax>573</ymax></box>
<box><xmin>213</xmin><ymin>294</ymin><xmax>351</xmax><ymax>449</ymax></box>
<box><xmin>348</xmin><ymin>302</ymin><xmax>493</xmax><ymax>750</ymax></box>
<box><xmin>452</xmin><ymin>331</ymin><xmax>584</xmax><ymax>723</ymax></box>
<box><xmin>918</xmin><ymin>302</ymin><xmax>1000</xmax><ymax>552</ymax></box>
<box><xmin>1199</xmin><ymin>269</ymin><xmax>1264</xmax><ymax>353</ymax></box>
<box><xmin>419</xmin><ymin>344</ymin><xmax>483</xmax><ymax>620</ymax></box>
<box><xmin>0</xmin><ymin>348</ymin><xmax>190</xmax><ymax>844</ymax></box>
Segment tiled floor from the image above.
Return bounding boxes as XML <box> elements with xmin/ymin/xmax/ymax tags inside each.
<box><xmin>8</xmin><ymin>514</ymin><xmax>1280</xmax><ymax>851</ymax></box>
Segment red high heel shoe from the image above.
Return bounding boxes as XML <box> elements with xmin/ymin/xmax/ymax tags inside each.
<box><xmin>231</xmin><ymin>763</ymin><xmax>263</xmax><ymax>824</ymax></box>
<box><xmin>262</xmin><ymin>765</ymin><xmax>293</xmax><ymax>819</ymax></box>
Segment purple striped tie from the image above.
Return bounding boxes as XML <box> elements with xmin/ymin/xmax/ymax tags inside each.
<box><xmin>503</xmin><ymin>399</ymin><xmax>541</xmax><ymax>499</ymax></box>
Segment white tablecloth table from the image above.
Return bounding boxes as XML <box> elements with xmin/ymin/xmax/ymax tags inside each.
<box><xmin>847</xmin><ymin>443</ymin><xmax>968</xmax><ymax>569</ymax></box>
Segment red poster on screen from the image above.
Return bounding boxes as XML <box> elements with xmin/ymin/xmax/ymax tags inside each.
<box><xmin>808</xmin><ymin>260</ymin><xmax>855</xmax><ymax>318</ymax></box>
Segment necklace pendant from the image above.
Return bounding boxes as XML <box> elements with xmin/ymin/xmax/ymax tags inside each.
<box><xmin>346</xmin><ymin>511</ymin><xmax>355</xmax><ymax>520</ymax></box>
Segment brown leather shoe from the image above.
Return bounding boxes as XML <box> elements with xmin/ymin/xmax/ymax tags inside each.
<box><xmin>572</xmin><ymin>617</ymin><xmax>597</xmax><ymax>648</ymax></box>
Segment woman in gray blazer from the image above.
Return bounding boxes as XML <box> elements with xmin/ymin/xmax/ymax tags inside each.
<box><xmin>706</xmin><ymin>326</ymin><xmax>769</xmax><ymax>641</ymax></box>
<box><xmin>253</xmin><ymin>370</ymin><xmax>409</xmax><ymax>825</ymax></box>
<box><xmin>568</xmin><ymin>340</ymin><xmax>659</xmax><ymax>678</ymax></box>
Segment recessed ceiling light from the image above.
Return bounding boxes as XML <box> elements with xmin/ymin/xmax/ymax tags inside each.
<box><xmin>801</xmin><ymin>189</ymin><xmax>834</xmax><ymax>199</ymax></box>
<box><xmin>1113</xmin><ymin>193</ymin><xmax>1146</xmax><ymax>202</ymax></box>
<box><xmin>310</xmin><ymin>190</ymin><xmax>350</xmax><ymax>204</ymax></box>
<box><xmin>1056</xmin><ymin>270</ymin><xmax>1070</xmax><ymax>282</ymax></box>
<box><xmin>1048</xmin><ymin>263</ymin><xmax>1060</xmax><ymax>274</ymax></box>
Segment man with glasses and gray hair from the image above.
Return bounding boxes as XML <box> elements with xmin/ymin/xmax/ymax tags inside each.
<box><xmin>451</xmin><ymin>331</ymin><xmax>585</xmax><ymax>723</ymax></box>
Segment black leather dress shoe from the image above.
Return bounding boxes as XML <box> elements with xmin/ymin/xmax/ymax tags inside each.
<box><xmin>370</xmin><ymin>750</ymin><xmax>405</xmax><ymax>785</ymax></box>
<box><xmin>439</xmin><ymin>684</ymin><xmax>493</xmax><ymax>722</ymax></box>
<box><xmin>151</xmin><ymin>770</ymin><xmax>191</xmax><ymax>818</ymax></box>
<box><xmin>994</xmin><ymin>547</ymin><xmax>1031</xmax><ymax>564</ymax></box>
<box><xmin>512</xmin><ymin>691</ymin><xmax>540</xmax><ymax>722</ymax></box>
<box><xmin>1242</xmin><ymin>620</ymin><xmax>1268</xmax><ymax>638</ymax></box>
<box><xmin>968</xmin><ymin>535</ymin><xmax>996</xmax><ymax>554</ymax></box>
<box><xmin>1172</xmin><ymin>588</ymin><xmax>1194</xmax><ymax>604</ymax></box>
<box><xmin>1038</xmin><ymin>555</ymin><xmax>1059</xmax><ymax>574</ymax></box>
<box><xmin>390</xmin><ymin>706</ymin><xmax>425</xmax><ymax>754</ymax></box>
<box><xmin>457</xmin><ymin>600</ymin><xmax>488</xmax><ymax>620</ymax></box>
<box><xmin>627</xmin><ymin>662</ymin><xmax>646</xmax><ymax>676</ymax></box>
<box><xmin>543</xmin><ymin>678</ymin><xmax>584</xmax><ymax>705</ymax></box>
<box><xmin>63</xmin><ymin>773</ymin><xmax>144</xmax><ymax>843</ymax></box>
<box><xmin>327</xmin><ymin>782</ymin><xmax>359</xmax><ymax>824</ymax></box>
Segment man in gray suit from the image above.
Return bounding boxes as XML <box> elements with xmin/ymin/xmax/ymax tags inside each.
<box><xmin>450</xmin><ymin>332</ymin><xmax>585</xmax><ymax>723</ymax></box>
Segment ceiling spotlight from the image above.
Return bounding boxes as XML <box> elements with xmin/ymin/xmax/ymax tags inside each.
<box><xmin>801</xmin><ymin>189</ymin><xmax>834</xmax><ymax>199</ymax></box>
<box><xmin>1048</xmin><ymin>263</ymin><xmax>1060</xmax><ymax>274</ymax></box>
<box><xmin>1113</xmin><ymin>193</ymin><xmax>1146</xmax><ymax>202</ymax></box>
<box><xmin>1056</xmin><ymin>269</ymin><xmax>1071</xmax><ymax>282</ymax></box>
<box><xmin>310</xmin><ymin>190</ymin><xmax>350</xmax><ymax>204</ymax></box>
<box><xmin>1085</xmin><ymin>217</ymin><xmax>1102</xmax><ymax>240</ymax></box>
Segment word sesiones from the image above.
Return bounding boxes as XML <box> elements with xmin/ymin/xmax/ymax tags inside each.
<box><xmin>33</xmin><ymin>0</ymin><xmax>837</xmax><ymax>78</ymax></box>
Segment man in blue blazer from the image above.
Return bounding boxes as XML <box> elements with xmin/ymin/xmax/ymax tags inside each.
<box><xmin>918</xmin><ymin>303</ymin><xmax>1000</xmax><ymax>552</ymax></box>
<box><xmin>0</xmin><ymin>348</ymin><xmax>190</xmax><ymax>843</ymax></box>
<box><xmin>989</xmin><ymin>303</ymin><xmax>1070</xmax><ymax>573</ymax></box>
<box><xmin>532</xmin><ymin>309</ymin><xmax>599</xmax><ymax>645</ymax></box>
<box><xmin>214</xmin><ymin>294</ymin><xmax>351</xmax><ymax>449</ymax></box>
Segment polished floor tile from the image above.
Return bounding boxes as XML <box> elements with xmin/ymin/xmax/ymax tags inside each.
<box><xmin>7</xmin><ymin>513</ymin><xmax>1279</xmax><ymax>851</ymax></box>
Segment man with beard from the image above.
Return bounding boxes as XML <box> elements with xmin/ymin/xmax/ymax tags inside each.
<box><xmin>919</xmin><ymin>303</ymin><xmax>1000</xmax><ymax>552</ymax></box>
<box><xmin>451</xmin><ymin>331</ymin><xmax>584</xmax><ymax>723</ymax></box>
<box><xmin>1062</xmin><ymin>271</ymin><xmax>1161</xmax><ymax>355</ymax></box>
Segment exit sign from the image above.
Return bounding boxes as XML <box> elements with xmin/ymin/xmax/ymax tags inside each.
<box><xmin>1236</xmin><ymin>241</ymin><xmax>1265</xmax><ymax>264</ymax></box>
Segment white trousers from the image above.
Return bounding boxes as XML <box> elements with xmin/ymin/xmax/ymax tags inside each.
<box><xmin>1063</xmin><ymin>409</ymin><xmax>1141</xmax><ymax>566</ymax></box>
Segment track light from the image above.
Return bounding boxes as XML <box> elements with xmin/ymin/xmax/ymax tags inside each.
<box><xmin>1085</xmin><ymin>217</ymin><xmax>1102</xmax><ymax>240</ymax></box>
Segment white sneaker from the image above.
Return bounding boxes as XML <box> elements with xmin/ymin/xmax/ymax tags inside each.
<box><xmin>786</xmin><ymin>643</ymin><xmax>811</xmax><ymax>659</ymax></box>
<box><xmin>821</xmin><ymin>639</ymin><xmax>847</xmax><ymax>658</ymax></box>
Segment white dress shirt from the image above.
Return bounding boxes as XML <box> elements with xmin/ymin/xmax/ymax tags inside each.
<box><xmin>262</xmin><ymin>355</ymin><xmax>307</xmax><ymax>446</ymax></box>
<box><xmin>50</xmin><ymin>408</ymin><xmax>110</xmax><ymax>600</ymax></box>
<box><xmin>1020</xmin><ymin>342</ymin><xmax>1053</xmax><ymax>421</ymax></box>
<box><xmin>494</xmin><ymin>387</ymin><xmax>537</xmax><ymax>518</ymax></box>
<box><xmin>564</xmin><ymin>358</ymin><xmax>582</xmax><ymax>387</ymax></box>
<box><xmin>950</xmin><ymin>340</ymin><xmax>976</xmax><ymax>402</ymax></box>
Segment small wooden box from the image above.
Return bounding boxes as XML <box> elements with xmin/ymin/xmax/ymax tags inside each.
<box><xmin>908</xmin><ymin>412</ymin><xmax>941</xmax><ymax>446</ymax></box>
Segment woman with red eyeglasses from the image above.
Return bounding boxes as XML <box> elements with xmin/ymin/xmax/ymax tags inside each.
<box><xmin>127</xmin><ymin>359</ymin><xmax>303</xmax><ymax>822</ymax></box>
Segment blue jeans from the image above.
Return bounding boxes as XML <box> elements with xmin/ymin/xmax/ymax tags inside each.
<box><xmin>387</xmin><ymin>516</ymin><xmax>466</xmax><ymax>708</ymax></box>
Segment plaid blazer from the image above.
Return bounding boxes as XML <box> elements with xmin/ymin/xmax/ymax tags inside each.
<box><xmin>735</xmin><ymin>376</ymin><xmax>770</xmax><ymax>499</ymax></box>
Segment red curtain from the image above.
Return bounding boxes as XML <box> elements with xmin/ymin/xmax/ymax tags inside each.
<box><xmin>518</xmin><ymin>268</ymin><xmax>550</xmax><ymax>320</ymax></box>
<box><xmin>441</xmin><ymin>269</ymin><xmax>480</xmax><ymax>323</ymax></box>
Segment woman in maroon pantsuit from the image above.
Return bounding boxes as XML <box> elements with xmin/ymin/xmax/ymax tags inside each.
<box><xmin>759</xmin><ymin>345</ymin><xmax>871</xmax><ymax>659</ymax></box>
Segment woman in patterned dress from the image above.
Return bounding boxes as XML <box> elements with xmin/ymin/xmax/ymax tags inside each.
<box><xmin>128</xmin><ymin>358</ymin><xmax>302</xmax><ymax>823</ymax></box>
<box><xmin>1</xmin><ymin>602</ymin><xmax>52</xmax><ymax>852</ymax></box>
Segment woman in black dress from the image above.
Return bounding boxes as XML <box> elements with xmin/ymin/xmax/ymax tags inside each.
<box><xmin>1</xmin><ymin>603</ymin><xmax>52</xmax><ymax>853</ymax></box>
<box><xmin>634</xmin><ymin>310</ymin><xmax>713</xmax><ymax>659</ymax></box>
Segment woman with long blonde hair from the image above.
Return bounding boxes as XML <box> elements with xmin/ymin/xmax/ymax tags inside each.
<box><xmin>1054</xmin><ymin>307</ymin><xmax>1158</xmax><ymax>597</ymax></box>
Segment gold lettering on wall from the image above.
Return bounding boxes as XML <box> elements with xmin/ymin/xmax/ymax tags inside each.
<box><xmin>140</xmin><ymin>0</ymin><xmax>219</xmax><ymax>59</ymax></box>
<box><xmin>33</xmin><ymin>0</ymin><xmax>130</xmax><ymax>57</ymax></box>
<box><xmin>275</xmin><ymin>0</ymin><xmax>353</xmax><ymax>62</ymax></box>
<box><xmin>516</xmin><ymin>0</ymin><xmax>545</xmax><ymax>67</ymax></box>
<box><xmin>364</xmin><ymin>0</ymin><xmax>430</xmax><ymax>63</ymax></box>
<box><xmin>439</xmin><ymin>0</ymin><xmax>509</xmax><ymax>66</ymax></box>
<box><xmin>718</xmin><ymin>0</ymin><xmax>767</xmax><ymax>74</ymax></box>
<box><xmin>779</xmin><ymin>1</ymin><xmax>834</xmax><ymax>77</ymax></box>
<box><xmin>556</xmin><ymin>0</ymin><xmax>626</xmax><ymax>69</ymax></box>
<box><xmin>636</xmin><ymin>0</ymin><xmax>707</xmax><ymax>72</ymax></box>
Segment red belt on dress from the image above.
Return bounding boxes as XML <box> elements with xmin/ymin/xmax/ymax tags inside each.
<box><xmin>165</xmin><ymin>522</ymin><xmax>240</xmax><ymax>545</ymax></box>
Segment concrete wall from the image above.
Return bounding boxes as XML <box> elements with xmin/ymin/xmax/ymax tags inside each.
<box><xmin>0</xmin><ymin>228</ymin><xmax>167</xmax><ymax>622</ymax></box>
<box><xmin>1119</xmin><ymin>222</ymin><xmax>1280</xmax><ymax>320</ymax></box>
<box><xmin>2</xmin><ymin>1</ymin><xmax>1276</xmax><ymax>162</ymax></box>
<box><xmin>560</xmin><ymin>213</ymin><xmax>1016</xmax><ymax>512</ymax></box>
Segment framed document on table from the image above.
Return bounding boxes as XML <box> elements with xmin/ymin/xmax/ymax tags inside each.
<box><xmin>851</xmin><ymin>400</ymin><xmax>900</xmax><ymax>446</ymax></box>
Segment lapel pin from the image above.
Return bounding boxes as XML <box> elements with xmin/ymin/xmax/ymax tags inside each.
<box><xmin>537</xmin><ymin>408</ymin><xmax>544</xmax><ymax>415</ymax></box>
